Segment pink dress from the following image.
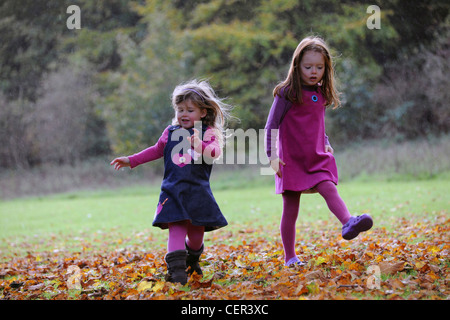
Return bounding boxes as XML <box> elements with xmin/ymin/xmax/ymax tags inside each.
<box><xmin>265</xmin><ymin>86</ymin><xmax>338</xmax><ymax>194</ymax></box>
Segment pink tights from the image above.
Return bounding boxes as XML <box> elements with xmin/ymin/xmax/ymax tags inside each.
<box><xmin>280</xmin><ymin>181</ymin><xmax>351</xmax><ymax>263</ymax></box>
<box><xmin>168</xmin><ymin>220</ymin><xmax>204</xmax><ymax>252</ymax></box>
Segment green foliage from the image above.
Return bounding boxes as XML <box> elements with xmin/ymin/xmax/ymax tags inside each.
<box><xmin>0</xmin><ymin>0</ymin><xmax>448</xmax><ymax>167</ymax></box>
<box><xmin>98</xmin><ymin>2</ymin><xmax>188</xmax><ymax>154</ymax></box>
<box><xmin>0</xmin><ymin>0</ymin><xmax>69</xmax><ymax>101</ymax></box>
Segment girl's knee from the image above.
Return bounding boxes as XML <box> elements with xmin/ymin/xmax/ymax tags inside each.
<box><xmin>316</xmin><ymin>181</ymin><xmax>337</xmax><ymax>195</ymax></box>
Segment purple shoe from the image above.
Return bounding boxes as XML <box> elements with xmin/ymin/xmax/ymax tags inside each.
<box><xmin>285</xmin><ymin>256</ymin><xmax>307</xmax><ymax>267</ymax></box>
<box><xmin>342</xmin><ymin>214</ymin><xmax>373</xmax><ymax>240</ymax></box>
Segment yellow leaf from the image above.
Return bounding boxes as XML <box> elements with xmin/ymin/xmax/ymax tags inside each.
<box><xmin>415</xmin><ymin>261</ymin><xmax>426</xmax><ymax>270</ymax></box>
<box><xmin>315</xmin><ymin>256</ymin><xmax>327</xmax><ymax>265</ymax></box>
<box><xmin>428</xmin><ymin>246</ymin><xmax>440</xmax><ymax>254</ymax></box>
<box><xmin>152</xmin><ymin>281</ymin><xmax>165</xmax><ymax>292</ymax></box>
<box><xmin>235</xmin><ymin>259</ymin><xmax>245</xmax><ymax>268</ymax></box>
<box><xmin>137</xmin><ymin>280</ymin><xmax>153</xmax><ymax>292</ymax></box>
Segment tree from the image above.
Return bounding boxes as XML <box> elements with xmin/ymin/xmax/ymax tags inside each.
<box><xmin>31</xmin><ymin>66</ymin><xmax>110</xmax><ymax>164</ymax></box>
<box><xmin>0</xmin><ymin>0</ymin><xmax>69</xmax><ymax>101</ymax></box>
<box><xmin>98</xmin><ymin>0</ymin><xmax>189</xmax><ymax>155</ymax></box>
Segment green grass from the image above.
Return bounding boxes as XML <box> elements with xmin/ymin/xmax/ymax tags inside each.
<box><xmin>1</xmin><ymin>177</ymin><xmax>448</xmax><ymax>258</ymax></box>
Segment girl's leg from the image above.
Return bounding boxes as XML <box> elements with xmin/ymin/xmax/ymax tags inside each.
<box><xmin>186</xmin><ymin>223</ymin><xmax>205</xmax><ymax>276</ymax></box>
<box><xmin>281</xmin><ymin>190</ymin><xmax>301</xmax><ymax>263</ymax></box>
<box><xmin>315</xmin><ymin>181</ymin><xmax>351</xmax><ymax>225</ymax></box>
<box><xmin>167</xmin><ymin>221</ymin><xmax>189</xmax><ymax>252</ymax></box>
<box><xmin>168</xmin><ymin>221</ymin><xmax>205</xmax><ymax>251</ymax></box>
<box><xmin>186</xmin><ymin>223</ymin><xmax>204</xmax><ymax>251</ymax></box>
<box><xmin>166</xmin><ymin>221</ymin><xmax>189</xmax><ymax>284</ymax></box>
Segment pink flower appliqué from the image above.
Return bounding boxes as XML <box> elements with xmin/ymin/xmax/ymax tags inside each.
<box><xmin>156</xmin><ymin>198</ymin><xmax>168</xmax><ymax>215</ymax></box>
<box><xmin>172</xmin><ymin>153</ymin><xmax>192</xmax><ymax>168</ymax></box>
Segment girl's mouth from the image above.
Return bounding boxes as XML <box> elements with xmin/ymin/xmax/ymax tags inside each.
<box><xmin>180</xmin><ymin>119</ymin><xmax>192</xmax><ymax>127</ymax></box>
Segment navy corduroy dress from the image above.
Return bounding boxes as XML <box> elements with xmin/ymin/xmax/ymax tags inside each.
<box><xmin>152</xmin><ymin>125</ymin><xmax>227</xmax><ymax>231</ymax></box>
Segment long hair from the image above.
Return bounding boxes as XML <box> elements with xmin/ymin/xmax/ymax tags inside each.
<box><xmin>273</xmin><ymin>36</ymin><xmax>341</xmax><ymax>109</ymax></box>
<box><xmin>171</xmin><ymin>79</ymin><xmax>232</xmax><ymax>149</ymax></box>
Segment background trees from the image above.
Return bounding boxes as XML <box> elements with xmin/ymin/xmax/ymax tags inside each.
<box><xmin>1</xmin><ymin>0</ymin><xmax>448</xmax><ymax>168</ymax></box>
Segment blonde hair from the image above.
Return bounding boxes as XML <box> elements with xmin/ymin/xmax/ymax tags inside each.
<box><xmin>274</xmin><ymin>36</ymin><xmax>341</xmax><ymax>109</ymax></box>
<box><xmin>171</xmin><ymin>79</ymin><xmax>232</xmax><ymax>148</ymax></box>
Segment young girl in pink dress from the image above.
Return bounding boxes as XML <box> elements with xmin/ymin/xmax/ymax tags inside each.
<box><xmin>265</xmin><ymin>36</ymin><xmax>373</xmax><ymax>266</ymax></box>
<box><xmin>111</xmin><ymin>80</ymin><xmax>231</xmax><ymax>284</ymax></box>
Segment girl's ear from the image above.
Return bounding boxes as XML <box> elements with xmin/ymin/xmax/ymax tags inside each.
<box><xmin>201</xmin><ymin>108</ymin><xmax>207</xmax><ymax>119</ymax></box>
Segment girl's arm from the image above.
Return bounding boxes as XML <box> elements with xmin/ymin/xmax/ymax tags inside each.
<box><xmin>324</xmin><ymin>133</ymin><xmax>333</xmax><ymax>153</ymax></box>
<box><xmin>111</xmin><ymin>126</ymin><xmax>170</xmax><ymax>170</ymax></box>
<box><xmin>264</xmin><ymin>93</ymin><xmax>292</xmax><ymax>160</ymax></box>
<box><xmin>189</xmin><ymin>127</ymin><xmax>221</xmax><ymax>159</ymax></box>
<box><xmin>265</xmin><ymin>93</ymin><xmax>291</xmax><ymax>177</ymax></box>
<box><xmin>201</xmin><ymin>127</ymin><xmax>221</xmax><ymax>159</ymax></box>
<box><xmin>128</xmin><ymin>126</ymin><xmax>169</xmax><ymax>168</ymax></box>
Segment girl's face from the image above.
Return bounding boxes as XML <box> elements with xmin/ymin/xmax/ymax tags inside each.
<box><xmin>300</xmin><ymin>50</ymin><xmax>325</xmax><ymax>86</ymax></box>
<box><xmin>176</xmin><ymin>100</ymin><xmax>207</xmax><ymax>129</ymax></box>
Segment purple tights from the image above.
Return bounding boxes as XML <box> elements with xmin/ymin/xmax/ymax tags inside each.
<box><xmin>280</xmin><ymin>181</ymin><xmax>351</xmax><ymax>263</ymax></box>
<box><xmin>168</xmin><ymin>220</ymin><xmax>204</xmax><ymax>252</ymax></box>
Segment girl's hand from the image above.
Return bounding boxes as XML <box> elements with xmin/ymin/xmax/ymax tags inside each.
<box><xmin>186</xmin><ymin>128</ymin><xmax>202</xmax><ymax>153</ymax></box>
<box><xmin>110</xmin><ymin>157</ymin><xmax>131</xmax><ymax>170</ymax></box>
<box><xmin>270</xmin><ymin>158</ymin><xmax>285</xmax><ymax>178</ymax></box>
<box><xmin>325</xmin><ymin>145</ymin><xmax>334</xmax><ymax>154</ymax></box>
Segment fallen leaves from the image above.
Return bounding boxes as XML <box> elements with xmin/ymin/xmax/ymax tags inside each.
<box><xmin>379</xmin><ymin>261</ymin><xmax>405</xmax><ymax>275</ymax></box>
<box><xmin>0</xmin><ymin>214</ymin><xmax>448</xmax><ymax>300</ymax></box>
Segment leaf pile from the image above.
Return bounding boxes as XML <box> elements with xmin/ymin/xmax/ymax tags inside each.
<box><xmin>1</xmin><ymin>214</ymin><xmax>448</xmax><ymax>300</ymax></box>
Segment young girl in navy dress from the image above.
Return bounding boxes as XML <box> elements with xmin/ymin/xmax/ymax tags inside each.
<box><xmin>111</xmin><ymin>80</ymin><xmax>231</xmax><ymax>284</ymax></box>
<box><xmin>265</xmin><ymin>36</ymin><xmax>373</xmax><ymax>267</ymax></box>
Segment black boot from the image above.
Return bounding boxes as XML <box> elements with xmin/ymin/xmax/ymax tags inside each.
<box><xmin>164</xmin><ymin>250</ymin><xmax>187</xmax><ymax>285</ymax></box>
<box><xmin>186</xmin><ymin>243</ymin><xmax>204</xmax><ymax>276</ymax></box>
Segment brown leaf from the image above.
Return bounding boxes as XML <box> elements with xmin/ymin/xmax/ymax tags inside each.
<box><xmin>305</xmin><ymin>270</ymin><xmax>324</xmax><ymax>281</ymax></box>
<box><xmin>190</xmin><ymin>274</ymin><xmax>215</xmax><ymax>290</ymax></box>
<box><xmin>28</xmin><ymin>283</ymin><xmax>45</xmax><ymax>291</ymax></box>
<box><xmin>379</xmin><ymin>261</ymin><xmax>404</xmax><ymax>275</ymax></box>
<box><xmin>1</xmin><ymin>212</ymin><xmax>448</xmax><ymax>300</ymax></box>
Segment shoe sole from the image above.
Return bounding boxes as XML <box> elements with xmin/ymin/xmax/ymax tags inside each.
<box><xmin>342</xmin><ymin>215</ymin><xmax>373</xmax><ymax>240</ymax></box>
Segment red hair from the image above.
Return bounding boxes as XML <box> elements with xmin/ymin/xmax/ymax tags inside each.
<box><xmin>274</xmin><ymin>36</ymin><xmax>341</xmax><ymax>109</ymax></box>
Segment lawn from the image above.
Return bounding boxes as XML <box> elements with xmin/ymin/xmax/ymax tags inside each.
<box><xmin>0</xmin><ymin>178</ymin><xmax>449</xmax><ymax>300</ymax></box>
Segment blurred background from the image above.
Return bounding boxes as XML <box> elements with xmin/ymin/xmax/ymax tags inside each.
<box><xmin>0</xmin><ymin>0</ymin><xmax>449</xmax><ymax>198</ymax></box>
